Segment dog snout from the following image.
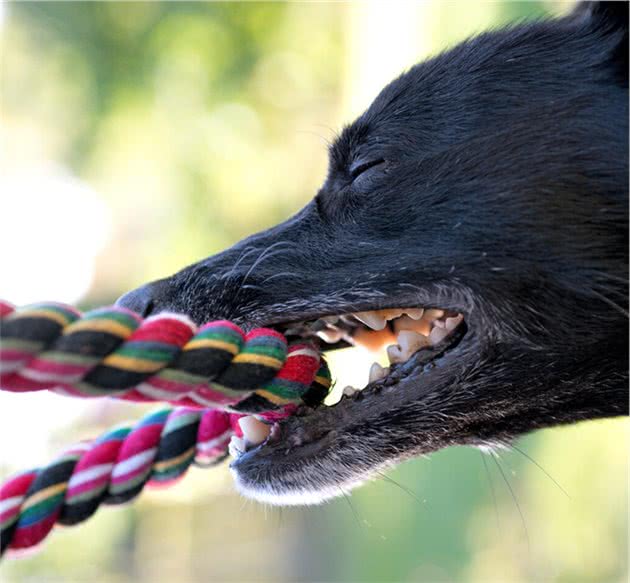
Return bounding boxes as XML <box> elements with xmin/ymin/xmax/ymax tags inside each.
<box><xmin>116</xmin><ymin>281</ymin><xmax>161</xmax><ymax>317</ymax></box>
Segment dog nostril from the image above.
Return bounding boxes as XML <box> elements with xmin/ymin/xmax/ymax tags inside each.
<box><xmin>115</xmin><ymin>285</ymin><xmax>156</xmax><ymax>318</ymax></box>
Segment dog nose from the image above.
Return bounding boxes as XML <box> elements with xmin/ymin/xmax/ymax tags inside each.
<box><xmin>115</xmin><ymin>284</ymin><xmax>156</xmax><ymax>317</ymax></box>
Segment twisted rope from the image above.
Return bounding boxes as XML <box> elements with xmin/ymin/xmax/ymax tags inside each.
<box><xmin>0</xmin><ymin>300</ymin><xmax>331</xmax><ymax>414</ymax></box>
<box><xmin>0</xmin><ymin>406</ymin><xmax>249</xmax><ymax>556</ymax></box>
<box><xmin>0</xmin><ymin>299</ymin><xmax>332</xmax><ymax>556</ymax></box>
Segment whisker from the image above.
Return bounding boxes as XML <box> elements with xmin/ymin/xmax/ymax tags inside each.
<box><xmin>242</xmin><ymin>242</ymin><xmax>293</xmax><ymax>283</ymax></box>
<box><xmin>311</xmin><ymin>123</ymin><xmax>340</xmax><ymax>141</ymax></box>
<box><xmin>491</xmin><ymin>452</ymin><xmax>531</xmax><ymax>554</ymax></box>
<box><xmin>242</xmin><ymin>249</ymin><xmax>294</xmax><ymax>284</ymax></box>
<box><xmin>222</xmin><ymin>245</ymin><xmax>260</xmax><ymax>281</ymax></box>
<box><xmin>376</xmin><ymin>470</ymin><xmax>425</xmax><ymax>507</ymax></box>
<box><xmin>509</xmin><ymin>444</ymin><xmax>571</xmax><ymax>499</ymax></box>
<box><xmin>479</xmin><ymin>450</ymin><xmax>501</xmax><ymax>534</ymax></box>
<box><xmin>234</xmin><ymin>241</ymin><xmax>294</xmax><ymax>302</ymax></box>
<box><xmin>294</xmin><ymin>129</ymin><xmax>332</xmax><ymax>147</ymax></box>
<box><xmin>340</xmin><ymin>488</ymin><xmax>363</xmax><ymax>529</ymax></box>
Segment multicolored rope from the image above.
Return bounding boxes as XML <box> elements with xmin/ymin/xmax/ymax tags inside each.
<box><xmin>0</xmin><ymin>298</ymin><xmax>333</xmax><ymax>557</ymax></box>
<box><xmin>0</xmin><ymin>406</ymin><xmax>252</xmax><ymax>556</ymax></box>
<box><xmin>0</xmin><ymin>300</ymin><xmax>331</xmax><ymax>414</ymax></box>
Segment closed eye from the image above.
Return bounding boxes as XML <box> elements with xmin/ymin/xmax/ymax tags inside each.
<box><xmin>350</xmin><ymin>158</ymin><xmax>385</xmax><ymax>181</ymax></box>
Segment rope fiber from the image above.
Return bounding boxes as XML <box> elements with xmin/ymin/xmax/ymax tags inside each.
<box><xmin>1</xmin><ymin>407</ymin><xmax>241</xmax><ymax>555</ymax></box>
<box><xmin>0</xmin><ymin>299</ymin><xmax>332</xmax><ymax>557</ymax></box>
<box><xmin>0</xmin><ymin>300</ymin><xmax>331</xmax><ymax>413</ymax></box>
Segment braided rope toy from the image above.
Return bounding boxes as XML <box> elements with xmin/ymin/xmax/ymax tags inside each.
<box><xmin>0</xmin><ymin>299</ymin><xmax>332</xmax><ymax>557</ymax></box>
<box><xmin>1</xmin><ymin>407</ymin><xmax>239</xmax><ymax>555</ymax></box>
<box><xmin>0</xmin><ymin>300</ymin><xmax>331</xmax><ymax>413</ymax></box>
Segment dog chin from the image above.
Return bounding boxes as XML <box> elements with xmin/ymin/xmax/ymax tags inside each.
<box><xmin>229</xmin><ymin>468</ymin><xmax>368</xmax><ymax>506</ymax></box>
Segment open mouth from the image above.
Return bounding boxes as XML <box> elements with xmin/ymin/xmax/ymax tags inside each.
<box><xmin>230</xmin><ymin>306</ymin><xmax>467</xmax><ymax>455</ymax></box>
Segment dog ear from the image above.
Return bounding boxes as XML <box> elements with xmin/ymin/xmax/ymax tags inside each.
<box><xmin>573</xmin><ymin>1</ymin><xmax>628</xmax><ymax>84</ymax></box>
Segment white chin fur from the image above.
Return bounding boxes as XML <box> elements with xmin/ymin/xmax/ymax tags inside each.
<box><xmin>230</xmin><ymin>468</ymin><xmax>366</xmax><ymax>506</ymax></box>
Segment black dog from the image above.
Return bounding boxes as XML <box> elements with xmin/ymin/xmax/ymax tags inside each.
<box><xmin>119</xmin><ymin>1</ymin><xmax>628</xmax><ymax>504</ymax></box>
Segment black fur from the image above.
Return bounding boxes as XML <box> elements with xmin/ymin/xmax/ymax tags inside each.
<box><xmin>118</xmin><ymin>2</ymin><xmax>629</xmax><ymax>504</ymax></box>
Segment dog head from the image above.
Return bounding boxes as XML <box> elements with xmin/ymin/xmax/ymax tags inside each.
<box><xmin>118</xmin><ymin>2</ymin><xmax>628</xmax><ymax>504</ymax></box>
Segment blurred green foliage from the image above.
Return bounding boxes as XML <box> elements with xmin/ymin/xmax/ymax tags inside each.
<box><xmin>4</xmin><ymin>1</ymin><xmax>343</xmax><ymax>304</ymax></box>
<box><xmin>1</xmin><ymin>2</ymin><xmax>627</xmax><ymax>582</ymax></box>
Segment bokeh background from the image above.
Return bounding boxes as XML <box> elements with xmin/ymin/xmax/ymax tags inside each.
<box><xmin>1</xmin><ymin>1</ymin><xmax>627</xmax><ymax>581</ymax></box>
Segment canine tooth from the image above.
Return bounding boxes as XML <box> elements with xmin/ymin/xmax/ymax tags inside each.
<box><xmin>397</xmin><ymin>330</ymin><xmax>431</xmax><ymax>353</ymax></box>
<box><xmin>317</xmin><ymin>327</ymin><xmax>344</xmax><ymax>343</ymax></box>
<box><xmin>378</xmin><ymin>309</ymin><xmax>404</xmax><ymax>321</ymax></box>
<box><xmin>238</xmin><ymin>416</ymin><xmax>271</xmax><ymax>446</ymax></box>
<box><xmin>404</xmin><ymin>308</ymin><xmax>424</xmax><ymax>320</ymax></box>
<box><xmin>354</xmin><ymin>311</ymin><xmax>387</xmax><ymax>330</ymax></box>
<box><xmin>445</xmin><ymin>314</ymin><xmax>464</xmax><ymax>331</ymax></box>
<box><xmin>369</xmin><ymin>362</ymin><xmax>388</xmax><ymax>383</ymax></box>
<box><xmin>322</xmin><ymin>316</ymin><xmax>339</xmax><ymax>324</ymax></box>
<box><xmin>429</xmin><ymin>325</ymin><xmax>450</xmax><ymax>345</ymax></box>
<box><xmin>343</xmin><ymin>385</ymin><xmax>359</xmax><ymax>397</ymax></box>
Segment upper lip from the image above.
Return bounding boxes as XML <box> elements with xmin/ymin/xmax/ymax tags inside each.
<box><xmin>239</xmin><ymin>283</ymin><xmax>473</xmax><ymax>331</ymax></box>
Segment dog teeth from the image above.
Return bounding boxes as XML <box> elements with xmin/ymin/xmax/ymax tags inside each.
<box><xmin>238</xmin><ymin>416</ymin><xmax>271</xmax><ymax>446</ymax></box>
<box><xmin>353</xmin><ymin>311</ymin><xmax>387</xmax><ymax>330</ymax></box>
<box><xmin>379</xmin><ymin>309</ymin><xmax>405</xmax><ymax>321</ymax></box>
<box><xmin>228</xmin><ymin>436</ymin><xmax>246</xmax><ymax>458</ymax></box>
<box><xmin>398</xmin><ymin>330</ymin><xmax>431</xmax><ymax>353</ymax></box>
<box><xmin>387</xmin><ymin>328</ymin><xmax>435</xmax><ymax>364</ymax></box>
<box><xmin>429</xmin><ymin>325</ymin><xmax>450</xmax><ymax>345</ymax></box>
<box><xmin>423</xmin><ymin>309</ymin><xmax>444</xmax><ymax>322</ymax></box>
<box><xmin>404</xmin><ymin>308</ymin><xmax>424</xmax><ymax>320</ymax></box>
<box><xmin>317</xmin><ymin>327</ymin><xmax>345</xmax><ymax>343</ymax></box>
<box><xmin>353</xmin><ymin>308</ymin><xmax>419</xmax><ymax>331</ymax></box>
<box><xmin>297</xmin><ymin>308</ymin><xmax>464</xmax><ymax>381</ymax></box>
<box><xmin>386</xmin><ymin>344</ymin><xmax>405</xmax><ymax>364</ymax></box>
<box><xmin>342</xmin><ymin>385</ymin><xmax>360</xmax><ymax>397</ymax></box>
<box><xmin>445</xmin><ymin>314</ymin><xmax>464</xmax><ymax>331</ymax></box>
<box><xmin>368</xmin><ymin>362</ymin><xmax>389</xmax><ymax>383</ymax></box>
